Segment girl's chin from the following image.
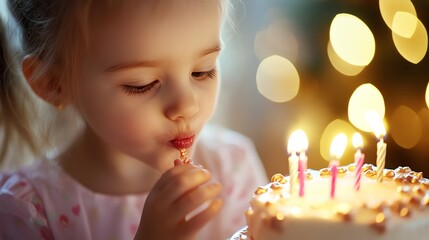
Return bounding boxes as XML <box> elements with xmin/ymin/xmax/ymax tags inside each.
<box><xmin>136</xmin><ymin>147</ymin><xmax>186</xmax><ymax>171</ymax></box>
<box><xmin>141</xmin><ymin>155</ymin><xmax>177</xmax><ymax>172</ymax></box>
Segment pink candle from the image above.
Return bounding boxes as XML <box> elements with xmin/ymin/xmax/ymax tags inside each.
<box><xmin>288</xmin><ymin>130</ymin><xmax>308</xmax><ymax>197</ymax></box>
<box><xmin>354</xmin><ymin>150</ymin><xmax>365</xmax><ymax>191</ymax></box>
<box><xmin>329</xmin><ymin>133</ymin><xmax>347</xmax><ymax>199</ymax></box>
<box><xmin>298</xmin><ymin>151</ymin><xmax>307</xmax><ymax>197</ymax></box>
<box><xmin>330</xmin><ymin>160</ymin><xmax>339</xmax><ymax>198</ymax></box>
<box><xmin>352</xmin><ymin>133</ymin><xmax>365</xmax><ymax>191</ymax></box>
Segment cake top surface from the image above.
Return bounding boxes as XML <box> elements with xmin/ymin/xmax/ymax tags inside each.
<box><xmin>250</xmin><ymin>164</ymin><xmax>429</xmax><ymax>231</ymax></box>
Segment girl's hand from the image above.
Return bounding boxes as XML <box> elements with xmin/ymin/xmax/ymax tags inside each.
<box><xmin>134</xmin><ymin>160</ymin><xmax>223</xmax><ymax>240</ymax></box>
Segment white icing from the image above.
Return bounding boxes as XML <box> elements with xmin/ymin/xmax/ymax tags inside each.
<box><xmin>245</xmin><ymin>165</ymin><xmax>429</xmax><ymax>240</ymax></box>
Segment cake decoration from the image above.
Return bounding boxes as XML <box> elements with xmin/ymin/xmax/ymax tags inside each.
<box><xmin>239</xmin><ymin>164</ymin><xmax>429</xmax><ymax>240</ymax></box>
<box><xmin>232</xmin><ymin>119</ymin><xmax>429</xmax><ymax>239</ymax></box>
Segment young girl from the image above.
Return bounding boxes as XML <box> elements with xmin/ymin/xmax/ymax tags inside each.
<box><xmin>0</xmin><ymin>0</ymin><xmax>267</xmax><ymax>239</ymax></box>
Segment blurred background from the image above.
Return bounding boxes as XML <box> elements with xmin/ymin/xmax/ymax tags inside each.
<box><xmin>214</xmin><ymin>0</ymin><xmax>429</xmax><ymax>178</ymax></box>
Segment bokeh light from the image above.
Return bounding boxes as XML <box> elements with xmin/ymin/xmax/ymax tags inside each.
<box><xmin>366</xmin><ymin>111</ymin><xmax>387</xmax><ymax>138</ymax></box>
<box><xmin>329</xmin><ymin>13</ymin><xmax>375</xmax><ymax>66</ymax></box>
<box><xmin>392</xmin><ymin>17</ymin><xmax>428</xmax><ymax>64</ymax></box>
<box><xmin>215</xmin><ymin>0</ymin><xmax>429</xmax><ymax>177</ymax></box>
<box><xmin>417</xmin><ymin>108</ymin><xmax>429</xmax><ymax>153</ymax></box>
<box><xmin>348</xmin><ymin>84</ymin><xmax>386</xmax><ymax>132</ymax></box>
<box><xmin>392</xmin><ymin>11</ymin><xmax>418</xmax><ymax>38</ymax></box>
<box><xmin>327</xmin><ymin>41</ymin><xmax>365</xmax><ymax>76</ymax></box>
<box><xmin>390</xmin><ymin>105</ymin><xmax>422</xmax><ymax>149</ymax></box>
<box><xmin>256</xmin><ymin>55</ymin><xmax>300</xmax><ymax>102</ymax></box>
<box><xmin>320</xmin><ymin>119</ymin><xmax>355</xmax><ymax>163</ymax></box>
<box><xmin>426</xmin><ymin>81</ymin><xmax>429</xmax><ymax>109</ymax></box>
<box><xmin>379</xmin><ymin>0</ymin><xmax>417</xmax><ymax>37</ymax></box>
<box><xmin>254</xmin><ymin>18</ymin><xmax>299</xmax><ymax>62</ymax></box>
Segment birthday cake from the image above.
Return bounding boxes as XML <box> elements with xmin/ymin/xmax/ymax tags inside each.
<box><xmin>235</xmin><ymin>164</ymin><xmax>429</xmax><ymax>240</ymax></box>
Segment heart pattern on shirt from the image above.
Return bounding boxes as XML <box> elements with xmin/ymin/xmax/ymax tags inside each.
<box><xmin>72</xmin><ymin>205</ymin><xmax>80</xmax><ymax>216</ymax></box>
<box><xmin>130</xmin><ymin>224</ymin><xmax>138</xmax><ymax>234</ymax></box>
<box><xmin>59</xmin><ymin>214</ymin><xmax>69</xmax><ymax>227</ymax></box>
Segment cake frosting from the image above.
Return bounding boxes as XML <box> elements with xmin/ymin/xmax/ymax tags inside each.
<box><xmin>241</xmin><ymin>164</ymin><xmax>429</xmax><ymax>240</ymax></box>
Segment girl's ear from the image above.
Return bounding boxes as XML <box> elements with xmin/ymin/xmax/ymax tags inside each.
<box><xmin>22</xmin><ymin>55</ymin><xmax>67</xmax><ymax>109</ymax></box>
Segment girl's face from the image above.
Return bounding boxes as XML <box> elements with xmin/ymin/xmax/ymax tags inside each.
<box><xmin>73</xmin><ymin>0</ymin><xmax>222</xmax><ymax>171</ymax></box>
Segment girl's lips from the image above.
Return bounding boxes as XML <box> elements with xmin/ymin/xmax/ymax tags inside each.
<box><xmin>170</xmin><ymin>135</ymin><xmax>195</xmax><ymax>149</ymax></box>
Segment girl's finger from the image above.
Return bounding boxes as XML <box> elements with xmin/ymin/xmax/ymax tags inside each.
<box><xmin>152</xmin><ymin>163</ymin><xmax>198</xmax><ymax>191</ymax></box>
<box><xmin>174</xmin><ymin>159</ymin><xmax>182</xmax><ymax>166</ymax></box>
<box><xmin>177</xmin><ymin>198</ymin><xmax>223</xmax><ymax>237</ymax></box>
<box><xmin>170</xmin><ymin>182</ymin><xmax>222</xmax><ymax>220</ymax></box>
<box><xmin>161</xmin><ymin>167</ymin><xmax>212</xmax><ymax>203</ymax></box>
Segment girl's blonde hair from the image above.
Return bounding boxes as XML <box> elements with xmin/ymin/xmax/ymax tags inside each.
<box><xmin>0</xmin><ymin>1</ymin><xmax>83</xmax><ymax>170</ymax></box>
<box><xmin>0</xmin><ymin>0</ymin><xmax>233</xmax><ymax>170</ymax></box>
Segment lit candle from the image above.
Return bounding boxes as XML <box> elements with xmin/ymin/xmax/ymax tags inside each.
<box><xmin>297</xmin><ymin>131</ymin><xmax>308</xmax><ymax>197</ymax></box>
<box><xmin>287</xmin><ymin>130</ymin><xmax>307</xmax><ymax>195</ymax></box>
<box><xmin>329</xmin><ymin>133</ymin><xmax>347</xmax><ymax>198</ymax></box>
<box><xmin>298</xmin><ymin>152</ymin><xmax>307</xmax><ymax>197</ymax></box>
<box><xmin>367</xmin><ymin>112</ymin><xmax>387</xmax><ymax>183</ymax></box>
<box><xmin>376</xmin><ymin>137</ymin><xmax>386</xmax><ymax>183</ymax></box>
<box><xmin>352</xmin><ymin>133</ymin><xmax>365</xmax><ymax>191</ymax></box>
<box><xmin>287</xmin><ymin>151</ymin><xmax>298</xmax><ymax>195</ymax></box>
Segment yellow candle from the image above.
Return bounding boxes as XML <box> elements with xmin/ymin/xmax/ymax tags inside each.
<box><xmin>367</xmin><ymin>112</ymin><xmax>387</xmax><ymax>183</ymax></box>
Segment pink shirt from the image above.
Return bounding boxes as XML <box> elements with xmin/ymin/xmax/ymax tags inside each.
<box><xmin>0</xmin><ymin>126</ymin><xmax>267</xmax><ymax>240</ymax></box>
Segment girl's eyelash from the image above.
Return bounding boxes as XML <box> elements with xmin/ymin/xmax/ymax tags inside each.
<box><xmin>121</xmin><ymin>80</ymin><xmax>159</xmax><ymax>96</ymax></box>
<box><xmin>192</xmin><ymin>69</ymin><xmax>217</xmax><ymax>80</ymax></box>
<box><xmin>121</xmin><ymin>69</ymin><xmax>216</xmax><ymax>96</ymax></box>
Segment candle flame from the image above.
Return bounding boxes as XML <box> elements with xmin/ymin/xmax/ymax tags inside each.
<box><xmin>330</xmin><ymin>133</ymin><xmax>347</xmax><ymax>160</ymax></box>
<box><xmin>287</xmin><ymin>129</ymin><xmax>308</xmax><ymax>153</ymax></box>
<box><xmin>366</xmin><ymin>111</ymin><xmax>386</xmax><ymax>138</ymax></box>
<box><xmin>352</xmin><ymin>132</ymin><xmax>363</xmax><ymax>148</ymax></box>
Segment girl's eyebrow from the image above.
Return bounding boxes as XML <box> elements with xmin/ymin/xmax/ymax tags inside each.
<box><xmin>105</xmin><ymin>59</ymin><xmax>162</xmax><ymax>72</ymax></box>
<box><xmin>199</xmin><ymin>44</ymin><xmax>221</xmax><ymax>57</ymax></box>
<box><xmin>104</xmin><ymin>44</ymin><xmax>222</xmax><ymax>73</ymax></box>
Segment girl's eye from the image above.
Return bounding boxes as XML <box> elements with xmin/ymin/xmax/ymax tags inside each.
<box><xmin>192</xmin><ymin>69</ymin><xmax>217</xmax><ymax>80</ymax></box>
<box><xmin>121</xmin><ymin>80</ymin><xmax>160</xmax><ymax>96</ymax></box>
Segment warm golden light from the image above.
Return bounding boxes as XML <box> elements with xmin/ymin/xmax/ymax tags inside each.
<box><xmin>329</xmin><ymin>13</ymin><xmax>375</xmax><ymax>66</ymax></box>
<box><xmin>256</xmin><ymin>55</ymin><xmax>300</xmax><ymax>102</ymax></box>
<box><xmin>379</xmin><ymin>0</ymin><xmax>417</xmax><ymax>37</ymax></box>
<box><xmin>417</xmin><ymin>108</ymin><xmax>429</xmax><ymax>151</ymax></box>
<box><xmin>392</xmin><ymin>11</ymin><xmax>418</xmax><ymax>38</ymax></box>
<box><xmin>320</xmin><ymin>119</ymin><xmax>355</xmax><ymax>162</ymax></box>
<box><xmin>366</xmin><ymin>111</ymin><xmax>386</xmax><ymax>139</ymax></box>
<box><xmin>352</xmin><ymin>133</ymin><xmax>363</xmax><ymax>149</ymax></box>
<box><xmin>390</xmin><ymin>105</ymin><xmax>422</xmax><ymax>149</ymax></box>
<box><xmin>254</xmin><ymin>18</ymin><xmax>299</xmax><ymax>62</ymax></box>
<box><xmin>327</xmin><ymin>41</ymin><xmax>365</xmax><ymax>76</ymax></box>
<box><xmin>330</xmin><ymin>133</ymin><xmax>347</xmax><ymax>160</ymax></box>
<box><xmin>287</xmin><ymin>129</ymin><xmax>308</xmax><ymax>153</ymax></box>
<box><xmin>348</xmin><ymin>84</ymin><xmax>385</xmax><ymax>132</ymax></box>
<box><xmin>392</xmin><ymin>17</ymin><xmax>428</xmax><ymax>64</ymax></box>
<box><xmin>426</xmin><ymin>81</ymin><xmax>429</xmax><ymax>109</ymax></box>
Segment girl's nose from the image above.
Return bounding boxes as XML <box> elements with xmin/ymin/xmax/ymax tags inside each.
<box><xmin>164</xmin><ymin>83</ymin><xmax>199</xmax><ymax>121</ymax></box>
